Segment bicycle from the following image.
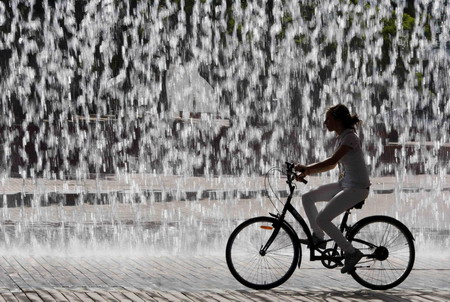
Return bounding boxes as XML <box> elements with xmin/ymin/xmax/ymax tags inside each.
<box><xmin>225</xmin><ymin>162</ymin><xmax>415</xmax><ymax>290</ymax></box>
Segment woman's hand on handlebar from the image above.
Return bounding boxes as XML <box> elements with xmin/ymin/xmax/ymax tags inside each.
<box><xmin>294</xmin><ymin>164</ymin><xmax>309</xmax><ymax>182</ymax></box>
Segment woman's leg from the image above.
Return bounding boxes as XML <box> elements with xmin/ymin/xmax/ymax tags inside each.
<box><xmin>302</xmin><ymin>183</ymin><xmax>342</xmax><ymax>239</ymax></box>
<box><xmin>316</xmin><ymin>187</ymin><xmax>369</xmax><ymax>253</ymax></box>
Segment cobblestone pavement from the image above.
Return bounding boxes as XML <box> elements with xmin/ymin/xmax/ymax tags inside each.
<box><xmin>0</xmin><ymin>254</ymin><xmax>448</xmax><ymax>301</ymax></box>
<box><xmin>0</xmin><ymin>174</ymin><xmax>448</xmax><ymax>301</ymax></box>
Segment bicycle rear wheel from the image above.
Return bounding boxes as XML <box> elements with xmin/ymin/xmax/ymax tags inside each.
<box><xmin>347</xmin><ymin>215</ymin><xmax>415</xmax><ymax>290</ymax></box>
<box><xmin>226</xmin><ymin>216</ymin><xmax>300</xmax><ymax>289</ymax></box>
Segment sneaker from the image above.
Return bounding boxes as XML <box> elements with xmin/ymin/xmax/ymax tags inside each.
<box><xmin>299</xmin><ymin>234</ymin><xmax>327</xmax><ymax>250</ymax></box>
<box><xmin>341</xmin><ymin>249</ymin><xmax>363</xmax><ymax>274</ymax></box>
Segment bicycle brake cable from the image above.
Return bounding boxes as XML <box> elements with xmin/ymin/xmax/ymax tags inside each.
<box><xmin>264</xmin><ymin>167</ymin><xmax>286</xmax><ymax>214</ymax></box>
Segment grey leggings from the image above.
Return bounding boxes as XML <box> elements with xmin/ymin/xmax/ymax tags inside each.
<box><xmin>302</xmin><ymin>182</ymin><xmax>369</xmax><ymax>253</ymax></box>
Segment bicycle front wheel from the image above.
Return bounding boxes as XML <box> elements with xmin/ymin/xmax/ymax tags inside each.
<box><xmin>226</xmin><ymin>216</ymin><xmax>300</xmax><ymax>289</ymax></box>
<box><xmin>347</xmin><ymin>215</ymin><xmax>415</xmax><ymax>290</ymax></box>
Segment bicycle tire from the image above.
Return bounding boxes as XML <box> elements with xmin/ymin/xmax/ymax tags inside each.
<box><xmin>226</xmin><ymin>216</ymin><xmax>300</xmax><ymax>289</ymax></box>
<box><xmin>347</xmin><ymin>215</ymin><xmax>415</xmax><ymax>290</ymax></box>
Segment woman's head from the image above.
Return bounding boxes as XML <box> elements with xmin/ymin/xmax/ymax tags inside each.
<box><xmin>324</xmin><ymin>104</ymin><xmax>361</xmax><ymax>132</ymax></box>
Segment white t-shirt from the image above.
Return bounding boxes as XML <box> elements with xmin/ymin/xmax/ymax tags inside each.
<box><xmin>335</xmin><ymin>129</ymin><xmax>371</xmax><ymax>189</ymax></box>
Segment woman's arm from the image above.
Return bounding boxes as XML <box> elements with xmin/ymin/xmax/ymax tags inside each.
<box><xmin>307</xmin><ymin>159</ymin><xmax>337</xmax><ymax>174</ymax></box>
<box><xmin>297</xmin><ymin>144</ymin><xmax>352</xmax><ymax>176</ymax></box>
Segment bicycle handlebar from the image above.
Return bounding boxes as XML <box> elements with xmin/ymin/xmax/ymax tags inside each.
<box><xmin>285</xmin><ymin>162</ymin><xmax>308</xmax><ymax>184</ymax></box>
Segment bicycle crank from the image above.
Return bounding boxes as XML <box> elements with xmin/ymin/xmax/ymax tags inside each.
<box><xmin>321</xmin><ymin>248</ymin><xmax>342</xmax><ymax>269</ymax></box>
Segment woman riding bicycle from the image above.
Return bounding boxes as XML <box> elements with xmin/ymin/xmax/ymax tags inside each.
<box><xmin>295</xmin><ymin>104</ymin><xmax>370</xmax><ymax>274</ymax></box>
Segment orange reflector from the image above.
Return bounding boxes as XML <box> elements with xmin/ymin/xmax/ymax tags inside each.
<box><xmin>260</xmin><ymin>226</ymin><xmax>273</xmax><ymax>230</ymax></box>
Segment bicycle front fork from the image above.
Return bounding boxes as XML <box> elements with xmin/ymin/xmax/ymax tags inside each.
<box><xmin>259</xmin><ymin>223</ymin><xmax>282</xmax><ymax>255</ymax></box>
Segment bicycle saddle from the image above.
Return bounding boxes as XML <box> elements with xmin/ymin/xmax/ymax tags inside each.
<box><xmin>351</xmin><ymin>200</ymin><xmax>365</xmax><ymax>210</ymax></box>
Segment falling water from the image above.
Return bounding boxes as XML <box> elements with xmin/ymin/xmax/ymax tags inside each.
<box><xmin>0</xmin><ymin>0</ymin><xmax>449</xmax><ymax>255</ymax></box>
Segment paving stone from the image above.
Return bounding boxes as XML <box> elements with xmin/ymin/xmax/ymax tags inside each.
<box><xmin>32</xmin><ymin>290</ymin><xmax>57</xmax><ymax>302</ymax></box>
<box><xmin>68</xmin><ymin>291</ymin><xmax>94</xmax><ymax>302</ymax></box>
<box><xmin>107</xmin><ymin>291</ymin><xmax>136</xmax><ymax>302</ymax></box>
<box><xmin>125</xmin><ymin>289</ymin><xmax>160</xmax><ymax>302</ymax></box>
<box><xmin>58</xmin><ymin>291</ymin><xmax>82</xmax><ymax>302</ymax></box>
<box><xmin>12</xmin><ymin>292</ymin><xmax>32</xmax><ymax>302</ymax></box>
<box><xmin>42</xmin><ymin>290</ymin><xmax>69</xmax><ymax>302</ymax></box>
<box><xmin>24</xmin><ymin>291</ymin><xmax>46</xmax><ymax>302</ymax></box>
<box><xmin>0</xmin><ymin>292</ymin><xmax>18</xmax><ymax>302</ymax></box>
<box><xmin>83</xmin><ymin>291</ymin><xmax>110</xmax><ymax>302</ymax></box>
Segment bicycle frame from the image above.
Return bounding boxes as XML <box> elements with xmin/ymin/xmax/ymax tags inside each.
<box><xmin>264</xmin><ymin>162</ymin><xmax>350</xmax><ymax>265</ymax></box>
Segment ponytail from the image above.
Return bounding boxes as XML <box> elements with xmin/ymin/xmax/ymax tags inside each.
<box><xmin>328</xmin><ymin>104</ymin><xmax>361</xmax><ymax>130</ymax></box>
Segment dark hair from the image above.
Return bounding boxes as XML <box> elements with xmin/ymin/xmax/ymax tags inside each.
<box><xmin>328</xmin><ymin>104</ymin><xmax>361</xmax><ymax>129</ymax></box>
